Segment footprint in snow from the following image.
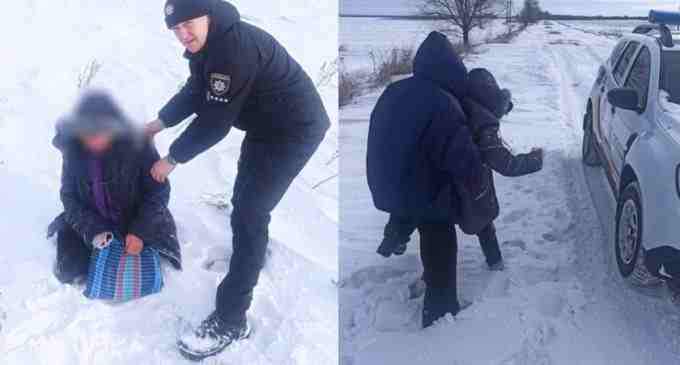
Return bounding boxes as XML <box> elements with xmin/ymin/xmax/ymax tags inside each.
<box><xmin>203</xmin><ymin>258</ymin><xmax>228</xmax><ymax>272</ymax></box>
<box><xmin>527</xmin><ymin>250</ymin><xmax>549</xmax><ymax>261</ymax></box>
<box><xmin>485</xmin><ymin>273</ymin><xmax>512</xmax><ymax>299</ymax></box>
<box><xmin>541</xmin><ymin>232</ymin><xmax>559</xmax><ymax>242</ymax></box>
<box><xmin>202</xmin><ymin>247</ymin><xmax>273</xmax><ymax>273</ymax></box>
<box><xmin>499</xmin><ymin>321</ymin><xmax>556</xmax><ymax>365</ymax></box>
<box><xmin>536</xmin><ymin>292</ymin><xmax>567</xmax><ymax>318</ymax></box>
<box><xmin>503</xmin><ymin>239</ymin><xmax>527</xmax><ymax>250</ymax></box>
<box><xmin>373</xmin><ymin>297</ymin><xmax>420</xmax><ymax>332</ymax></box>
<box><xmin>339</xmin><ymin>266</ymin><xmax>411</xmax><ymax>290</ymax></box>
<box><xmin>517</xmin><ymin>265</ymin><xmax>560</xmax><ymax>286</ymax></box>
<box><xmin>502</xmin><ymin>209</ymin><xmax>530</xmax><ymax>224</ymax></box>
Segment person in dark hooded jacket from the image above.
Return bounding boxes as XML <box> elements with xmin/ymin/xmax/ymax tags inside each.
<box><xmin>367</xmin><ymin>31</ymin><xmax>487</xmax><ymax>328</ymax></box>
<box><xmin>142</xmin><ymin>0</ymin><xmax>330</xmax><ymax>359</ymax></box>
<box><xmin>379</xmin><ymin>68</ymin><xmax>543</xmax><ymax>271</ymax></box>
<box><xmin>47</xmin><ymin>91</ymin><xmax>182</xmax><ymax>286</ymax></box>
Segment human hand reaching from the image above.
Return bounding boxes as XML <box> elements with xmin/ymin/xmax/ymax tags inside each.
<box><xmin>144</xmin><ymin>119</ymin><xmax>165</xmax><ymax>139</ymax></box>
<box><xmin>150</xmin><ymin>157</ymin><xmax>176</xmax><ymax>183</ymax></box>
<box><xmin>125</xmin><ymin>234</ymin><xmax>144</xmax><ymax>255</ymax></box>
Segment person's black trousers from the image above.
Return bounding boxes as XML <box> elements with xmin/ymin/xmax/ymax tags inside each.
<box><xmin>418</xmin><ymin>220</ymin><xmax>460</xmax><ymax>328</ymax></box>
<box><xmin>477</xmin><ymin>222</ymin><xmax>502</xmax><ymax>267</ymax></box>
<box><xmin>383</xmin><ymin>215</ymin><xmax>502</xmax><ymax>268</ymax></box>
<box><xmin>216</xmin><ymin>132</ymin><xmax>325</xmax><ymax>324</ymax></box>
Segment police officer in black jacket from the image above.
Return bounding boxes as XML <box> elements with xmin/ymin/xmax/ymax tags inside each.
<box><xmin>144</xmin><ymin>0</ymin><xmax>329</xmax><ymax>360</ymax></box>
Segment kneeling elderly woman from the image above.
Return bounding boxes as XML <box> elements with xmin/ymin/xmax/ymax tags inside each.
<box><xmin>48</xmin><ymin>91</ymin><xmax>182</xmax><ymax>286</ymax></box>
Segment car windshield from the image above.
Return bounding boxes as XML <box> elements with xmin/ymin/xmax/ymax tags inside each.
<box><xmin>661</xmin><ymin>51</ymin><xmax>680</xmax><ymax>104</ymax></box>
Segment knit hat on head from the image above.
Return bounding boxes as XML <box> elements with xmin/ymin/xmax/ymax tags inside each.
<box><xmin>164</xmin><ymin>0</ymin><xmax>217</xmax><ymax>29</ymax></box>
<box><xmin>467</xmin><ymin>68</ymin><xmax>513</xmax><ymax>119</ymax></box>
<box><xmin>59</xmin><ymin>90</ymin><xmax>132</xmax><ymax>137</ymax></box>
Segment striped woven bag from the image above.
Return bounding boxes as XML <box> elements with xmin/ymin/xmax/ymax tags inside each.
<box><xmin>84</xmin><ymin>237</ymin><xmax>163</xmax><ymax>301</ymax></box>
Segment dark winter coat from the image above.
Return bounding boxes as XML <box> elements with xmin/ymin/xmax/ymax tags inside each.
<box><xmin>367</xmin><ymin>31</ymin><xmax>484</xmax><ymax>221</ymax></box>
<box><xmin>462</xmin><ymin>98</ymin><xmax>543</xmax><ymax>177</ymax></box>
<box><xmin>48</xmin><ymin>125</ymin><xmax>182</xmax><ymax>269</ymax></box>
<box><xmin>454</xmin><ymin>72</ymin><xmax>542</xmax><ymax>234</ymax></box>
<box><xmin>159</xmin><ymin>0</ymin><xmax>330</xmax><ymax>164</ymax></box>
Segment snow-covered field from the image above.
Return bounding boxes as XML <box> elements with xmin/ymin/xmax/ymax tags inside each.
<box><xmin>340</xmin><ymin>21</ymin><xmax>680</xmax><ymax>365</ymax></box>
<box><xmin>0</xmin><ymin>1</ymin><xmax>338</xmax><ymax>364</ymax></box>
<box><xmin>340</xmin><ymin>17</ymin><xmax>518</xmax><ymax>71</ymax></box>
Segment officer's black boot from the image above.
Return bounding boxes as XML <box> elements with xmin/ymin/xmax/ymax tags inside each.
<box><xmin>177</xmin><ymin>311</ymin><xmax>251</xmax><ymax>361</ymax></box>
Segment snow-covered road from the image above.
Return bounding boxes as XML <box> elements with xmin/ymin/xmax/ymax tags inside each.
<box><xmin>340</xmin><ymin>21</ymin><xmax>680</xmax><ymax>365</ymax></box>
<box><xmin>0</xmin><ymin>1</ymin><xmax>338</xmax><ymax>364</ymax></box>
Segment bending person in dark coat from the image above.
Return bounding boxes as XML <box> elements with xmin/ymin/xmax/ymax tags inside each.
<box><xmin>367</xmin><ymin>31</ymin><xmax>487</xmax><ymax>328</ymax></box>
<box><xmin>143</xmin><ymin>0</ymin><xmax>330</xmax><ymax>359</ymax></box>
<box><xmin>380</xmin><ymin>68</ymin><xmax>543</xmax><ymax>271</ymax></box>
<box><xmin>48</xmin><ymin>91</ymin><xmax>182</xmax><ymax>285</ymax></box>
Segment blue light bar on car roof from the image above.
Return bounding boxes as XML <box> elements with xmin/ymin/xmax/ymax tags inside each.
<box><xmin>649</xmin><ymin>10</ymin><xmax>680</xmax><ymax>26</ymax></box>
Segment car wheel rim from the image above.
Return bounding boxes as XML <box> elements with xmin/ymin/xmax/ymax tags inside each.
<box><xmin>618</xmin><ymin>199</ymin><xmax>639</xmax><ymax>265</ymax></box>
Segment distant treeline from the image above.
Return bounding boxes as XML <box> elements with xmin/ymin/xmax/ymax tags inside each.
<box><xmin>339</xmin><ymin>14</ymin><xmax>648</xmax><ymax>21</ymax></box>
<box><xmin>339</xmin><ymin>14</ymin><xmax>453</xmax><ymax>20</ymax></box>
<box><xmin>542</xmin><ymin>14</ymin><xmax>647</xmax><ymax>21</ymax></box>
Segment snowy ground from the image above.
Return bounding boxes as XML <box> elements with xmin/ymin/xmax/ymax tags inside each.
<box><xmin>553</xmin><ymin>19</ymin><xmax>648</xmax><ymax>39</ymax></box>
<box><xmin>340</xmin><ymin>21</ymin><xmax>680</xmax><ymax>365</ymax></box>
<box><xmin>340</xmin><ymin>17</ymin><xmax>518</xmax><ymax>71</ymax></box>
<box><xmin>0</xmin><ymin>1</ymin><xmax>338</xmax><ymax>364</ymax></box>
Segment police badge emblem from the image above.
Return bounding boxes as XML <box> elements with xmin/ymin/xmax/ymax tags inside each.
<box><xmin>210</xmin><ymin>73</ymin><xmax>231</xmax><ymax>97</ymax></box>
<box><xmin>165</xmin><ymin>4</ymin><xmax>174</xmax><ymax>16</ymax></box>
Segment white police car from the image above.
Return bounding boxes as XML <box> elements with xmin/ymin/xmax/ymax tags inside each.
<box><xmin>582</xmin><ymin>10</ymin><xmax>680</xmax><ymax>289</ymax></box>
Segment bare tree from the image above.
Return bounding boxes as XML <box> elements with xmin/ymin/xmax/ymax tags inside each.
<box><xmin>419</xmin><ymin>0</ymin><xmax>502</xmax><ymax>48</ymax></box>
<box><xmin>518</xmin><ymin>0</ymin><xmax>542</xmax><ymax>26</ymax></box>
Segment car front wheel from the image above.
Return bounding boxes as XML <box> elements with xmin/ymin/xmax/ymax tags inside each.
<box><xmin>615</xmin><ymin>181</ymin><xmax>660</xmax><ymax>286</ymax></box>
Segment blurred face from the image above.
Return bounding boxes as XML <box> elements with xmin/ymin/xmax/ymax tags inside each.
<box><xmin>172</xmin><ymin>16</ymin><xmax>210</xmax><ymax>53</ymax></box>
<box><xmin>80</xmin><ymin>132</ymin><xmax>114</xmax><ymax>155</ymax></box>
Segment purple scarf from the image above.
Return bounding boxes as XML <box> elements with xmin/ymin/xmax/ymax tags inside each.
<box><xmin>88</xmin><ymin>157</ymin><xmax>119</xmax><ymax>225</ymax></box>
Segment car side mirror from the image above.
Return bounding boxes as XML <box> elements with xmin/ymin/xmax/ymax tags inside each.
<box><xmin>607</xmin><ymin>87</ymin><xmax>642</xmax><ymax>113</ymax></box>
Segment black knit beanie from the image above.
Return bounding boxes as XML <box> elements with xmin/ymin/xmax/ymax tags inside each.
<box><xmin>164</xmin><ymin>0</ymin><xmax>217</xmax><ymax>29</ymax></box>
<box><xmin>60</xmin><ymin>91</ymin><xmax>132</xmax><ymax>137</ymax></box>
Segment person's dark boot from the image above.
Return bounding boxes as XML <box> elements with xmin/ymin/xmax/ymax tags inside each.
<box><xmin>422</xmin><ymin>287</ymin><xmax>468</xmax><ymax>328</ymax></box>
<box><xmin>177</xmin><ymin>312</ymin><xmax>251</xmax><ymax>361</ymax></box>
<box><xmin>488</xmin><ymin>259</ymin><xmax>505</xmax><ymax>271</ymax></box>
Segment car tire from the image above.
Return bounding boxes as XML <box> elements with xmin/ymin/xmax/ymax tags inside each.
<box><xmin>615</xmin><ymin>181</ymin><xmax>659</xmax><ymax>286</ymax></box>
<box><xmin>582</xmin><ymin>107</ymin><xmax>601</xmax><ymax>167</ymax></box>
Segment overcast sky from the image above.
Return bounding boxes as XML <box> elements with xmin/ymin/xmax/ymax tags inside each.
<box><xmin>340</xmin><ymin>0</ymin><xmax>680</xmax><ymax>17</ymax></box>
